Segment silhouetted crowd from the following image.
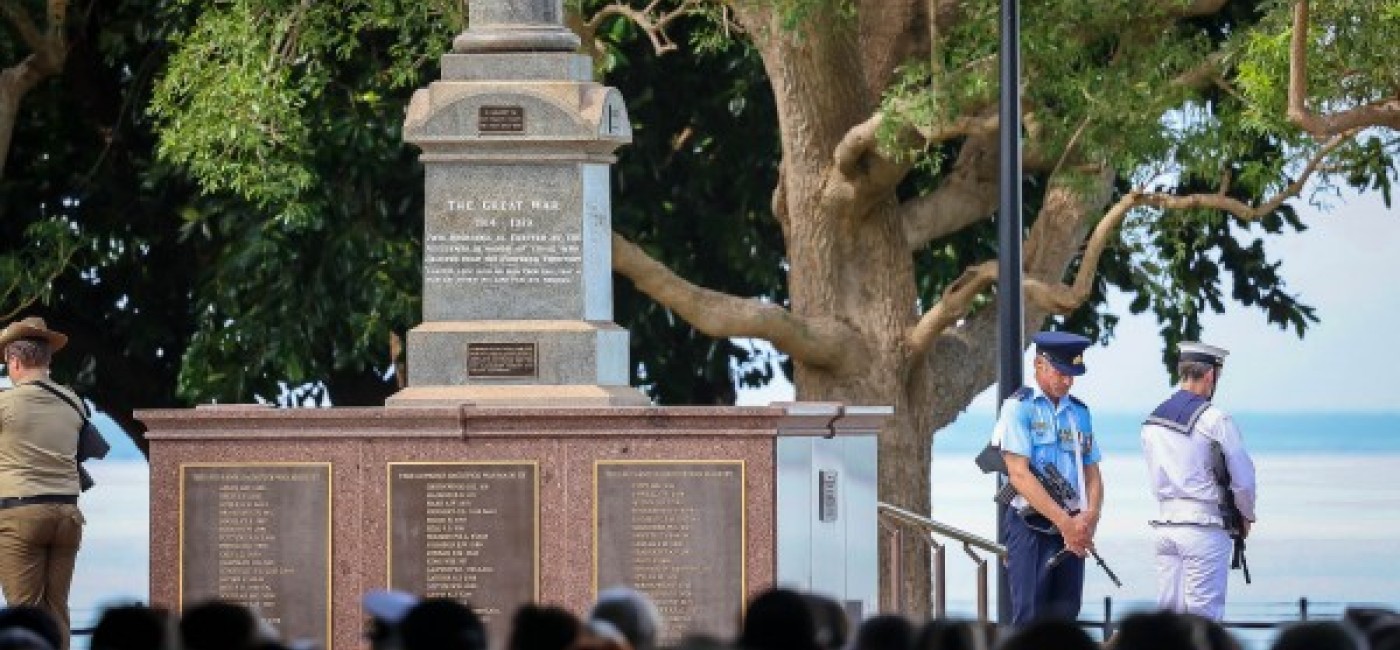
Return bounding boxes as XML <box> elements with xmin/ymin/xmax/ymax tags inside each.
<box><xmin>0</xmin><ymin>587</ymin><xmax>1397</xmax><ymax>650</ymax></box>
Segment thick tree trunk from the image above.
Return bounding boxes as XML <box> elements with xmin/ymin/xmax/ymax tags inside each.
<box><xmin>732</xmin><ymin>4</ymin><xmax>945</xmax><ymax>616</ymax></box>
<box><xmin>676</xmin><ymin>1</ymin><xmax>1116</xmax><ymax>619</ymax></box>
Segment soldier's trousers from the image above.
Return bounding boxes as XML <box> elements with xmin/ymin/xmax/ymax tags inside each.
<box><xmin>0</xmin><ymin>503</ymin><xmax>84</xmax><ymax>649</ymax></box>
<box><xmin>1002</xmin><ymin>508</ymin><xmax>1084</xmax><ymax>625</ymax></box>
<box><xmin>1153</xmin><ymin>524</ymin><xmax>1232</xmax><ymax>621</ymax></box>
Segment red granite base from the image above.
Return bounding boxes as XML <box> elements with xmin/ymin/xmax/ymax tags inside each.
<box><xmin>142</xmin><ymin>405</ymin><xmax>804</xmax><ymax>650</ymax></box>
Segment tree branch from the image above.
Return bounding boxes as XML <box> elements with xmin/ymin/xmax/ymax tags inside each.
<box><xmin>906</xmin><ymin>260</ymin><xmax>996</xmax><ymax>356</ymax></box>
<box><xmin>0</xmin><ymin>2</ymin><xmax>44</xmax><ymax>53</ymax></box>
<box><xmin>831</xmin><ymin>113</ymin><xmax>911</xmax><ymax>190</ymax></box>
<box><xmin>0</xmin><ymin>235</ymin><xmax>80</xmax><ymax>322</ymax></box>
<box><xmin>907</xmin><ymin>134</ymin><xmax>1348</xmax><ymax>355</ymax></box>
<box><xmin>1029</xmin><ymin>135</ymin><xmax>1347</xmax><ymax>313</ymax></box>
<box><xmin>1288</xmin><ymin>0</ymin><xmax>1400</xmax><ymax>137</ymax></box>
<box><xmin>584</xmin><ymin>0</ymin><xmax>707</xmax><ymax>56</ymax></box>
<box><xmin>0</xmin><ymin>0</ymin><xmax>69</xmax><ymax>180</ymax></box>
<box><xmin>828</xmin><ymin>108</ymin><xmax>999</xmax><ymax>219</ymax></box>
<box><xmin>897</xmin><ymin>135</ymin><xmax>999</xmax><ymax>248</ymax></box>
<box><xmin>611</xmin><ymin>232</ymin><xmax>860</xmax><ymax>370</ymax></box>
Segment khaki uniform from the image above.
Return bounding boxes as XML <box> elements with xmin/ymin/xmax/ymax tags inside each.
<box><xmin>0</xmin><ymin>381</ymin><xmax>85</xmax><ymax>647</ymax></box>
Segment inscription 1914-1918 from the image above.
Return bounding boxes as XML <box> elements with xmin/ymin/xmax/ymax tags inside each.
<box><xmin>388</xmin><ymin>463</ymin><xmax>538</xmax><ymax>634</ymax></box>
<box><xmin>594</xmin><ymin>461</ymin><xmax>745</xmax><ymax>644</ymax></box>
<box><xmin>180</xmin><ymin>463</ymin><xmax>330</xmax><ymax>649</ymax></box>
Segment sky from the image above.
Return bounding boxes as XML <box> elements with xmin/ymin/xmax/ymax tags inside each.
<box><xmin>738</xmin><ymin>187</ymin><xmax>1400</xmax><ymax>414</ymax></box>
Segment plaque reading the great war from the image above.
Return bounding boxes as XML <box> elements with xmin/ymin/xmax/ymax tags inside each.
<box><xmin>421</xmin><ymin>163</ymin><xmax>613</xmax><ymax>322</ymax></box>
<box><xmin>595</xmin><ymin>461</ymin><xmax>745</xmax><ymax>643</ymax></box>
<box><xmin>180</xmin><ymin>464</ymin><xmax>330</xmax><ymax>648</ymax></box>
<box><xmin>423</xmin><ymin>193</ymin><xmax>577</xmax><ymax>289</ymax></box>
<box><xmin>467</xmin><ymin>342</ymin><xmax>537</xmax><ymax>378</ymax></box>
<box><xmin>389</xmin><ymin>463</ymin><xmax>538</xmax><ymax>631</ymax></box>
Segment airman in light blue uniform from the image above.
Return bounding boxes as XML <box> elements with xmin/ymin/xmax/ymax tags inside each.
<box><xmin>993</xmin><ymin>331</ymin><xmax>1104</xmax><ymax>624</ymax></box>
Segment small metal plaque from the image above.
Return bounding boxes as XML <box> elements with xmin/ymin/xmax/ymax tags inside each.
<box><xmin>388</xmin><ymin>463</ymin><xmax>538</xmax><ymax>633</ymax></box>
<box><xmin>468</xmin><ymin>342</ymin><xmax>537</xmax><ymax>378</ymax></box>
<box><xmin>180</xmin><ymin>463</ymin><xmax>330</xmax><ymax>649</ymax></box>
<box><xmin>819</xmin><ymin>470</ymin><xmax>839</xmax><ymax>522</ymax></box>
<box><xmin>478</xmin><ymin>105</ymin><xmax>525</xmax><ymax>133</ymax></box>
<box><xmin>595</xmin><ymin>461</ymin><xmax>745</xmax><ymax>644</ymax></box>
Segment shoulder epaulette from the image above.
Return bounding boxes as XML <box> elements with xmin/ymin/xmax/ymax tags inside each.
<box><xmin>1011</xmin><ymin>387</ymin><xmax>1033</xmax><ymax>401</ymax></box>
<box><xmin>1067</xmin><ymin>394</ymin><xmax>1088</xmax><ymax>409</ymax></box>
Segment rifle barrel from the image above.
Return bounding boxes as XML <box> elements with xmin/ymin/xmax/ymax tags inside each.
<box><xmin>1091</xmin><ymin>549</ymin><xmax>1123</xmax><ymax>588</ymax></box>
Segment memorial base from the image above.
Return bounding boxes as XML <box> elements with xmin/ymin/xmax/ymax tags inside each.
<box><xmin>142</xmin><ymin>405</ymin><xmax>884</xmax><ymax>650</ymax></box>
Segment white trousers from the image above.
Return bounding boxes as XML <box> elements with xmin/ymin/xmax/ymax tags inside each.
<box><xmin>1153</xmin><ymin>524</ymin><xmax>1233</xmax><ymax>620</ymax></box>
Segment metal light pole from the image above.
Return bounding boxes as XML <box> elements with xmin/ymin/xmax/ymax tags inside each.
<box><xmin>995</xmin><ymin>0</ymin><xmax>1024</xmax><ymax>626</ymax></box>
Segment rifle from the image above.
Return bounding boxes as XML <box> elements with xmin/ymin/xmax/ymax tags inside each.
<box><xmin>1041</xmin><ymin>462</ymin><xmax>1125</xmax><ymax>588</ymax></box>
<box><xmin>994</xmin><ymin>461</ymin><xmax>1122</xmax><ymax>586</ymax></box>
<box><xmin>1209</xmin><ymin>440</ymin><xmax>1252</xmax><ymax>584</ymax></box>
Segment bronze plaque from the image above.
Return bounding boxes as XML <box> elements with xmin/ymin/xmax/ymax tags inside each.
<box><xmin>595</xmin><ymin>461</ymin><xmax>745</xmax><ymax>643</ymax></box>
<box><xmin>468</xmin><ymin>342</ymin><xmax>537</xmax><ymax>378</ymax></box>
<box><xmin>478</xmin><ymin>105</ymin><xmax>525</xmax><ymax>133</ymax></box>
<box><xmin>180</xmin><ymin>464</ymin><xmax>330</xmax><ymax>648</ymax></box>
<box><xmin>388</xmin><ymin>463</ymin><xmax>538</xmax><ymax>631</ymax></box>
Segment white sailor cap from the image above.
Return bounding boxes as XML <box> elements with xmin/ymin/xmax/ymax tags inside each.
<box><xmin>1178</xmin><ymin>341</ymin><xmax>1228</xmax><ymax>366</ymax></box>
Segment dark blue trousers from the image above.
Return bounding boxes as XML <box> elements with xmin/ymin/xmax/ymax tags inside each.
<box><xmin>1002</xmin><ymin>507</ymin><xmax>1085</xmax><ymax>625</ymax></box>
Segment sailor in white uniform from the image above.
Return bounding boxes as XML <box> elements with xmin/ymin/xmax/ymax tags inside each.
<box><xmin>1141</xmin><ymin>341</ymin><xmax>1257</xmax><ymax>620</ymax></box>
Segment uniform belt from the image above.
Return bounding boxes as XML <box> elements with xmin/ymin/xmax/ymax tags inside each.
<box><xmin>0</xmin><ymin>494</ymin><xmax>78</xmax><ymax>510</ymax></box>
<box><xmin>1153</xmin><ymin>498</ymin><xmax>1223</xmax><ymax>527</ymax></box>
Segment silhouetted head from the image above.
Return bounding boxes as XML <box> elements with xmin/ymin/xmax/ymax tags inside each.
<box><xmin>998</xmin><ymin>618</ymin><xmax>1096</xmax><ymax>650</ymax></box>
<box><xmin>851</xmin><ymin>615</ymin><xmax>915</xmax><ymax>650</ymax></box>
<box><xmin>92</xmin><ymin>604</ymin><xmax>174</xmax><ymax>650</ymax></box>
<box><xmin>915</xmin><ymin>619</ymin><xmax>994</xmax><ymax>650</ymax></box>
<box><xmin>1273</xmin><ymin>621</ymin><xmax>1366</xmax><ymax>650</ymax></box>
<box><xmin>802</xmin><ymin>594</ymin><xmax>849</xmax><ymax>650</ymax></box>
<box><xmin>399</xmin><ymin>598</ymin><xmax>486</xmax><ymax>650</ymax></box>
<box><xmin>507</xmin><ymin>604</ymin><xmax>580</xmax><ymax>650</ymax></box>
<box><xmin>179</xmin><ymin>600</ymin><xmax>261</xmax><ymax>650</ymax></box>
<box><xmin>1112</xmin><ymin>611</ymin><xmax>1239</xmax><ymax>650</ymax></box>
<box><xmin>738</xmin><ymin>588</ymin><xmax>817</xmax><ymax>650</ymax></box>
<box><xmin>590</xmin><ymin>587</ymin><xmax>662</xmax><ymax>650</ymax></box>
<box><xmin>0</xmin><ymin>628</ymin><xmax>52</xmax><ymax>650</ymax></box>
<box><xmin>0</xmin><ymin>607</ymin><xmax>60</xmax><ymax>650</ymax></box>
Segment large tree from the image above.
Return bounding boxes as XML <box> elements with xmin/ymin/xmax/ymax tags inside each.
<box><xmin>595</xmin><ymin>0</ymin><xmax>1399</xmax><ymax>605</ymax></box>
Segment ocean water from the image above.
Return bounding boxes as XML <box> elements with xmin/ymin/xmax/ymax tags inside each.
<box><xmin>56</xmin><ymin>412</ymin><xmax>1400</xmax><ymax>649</ymax></box>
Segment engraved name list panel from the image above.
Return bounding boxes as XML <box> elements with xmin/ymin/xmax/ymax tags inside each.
<box><xmin>180</xmin><ymin>463</ymin><xmax>331</xmax><ymax>648</ymax></box>
<box><xmin>388</xmin><ymin>462</ymin><xmax>539</xmax><ymax>630</ymax></box>
<box><xmin>594</xmin><ymin>461</ymin><xmax>745</xmax><ymax>643</ymax></box>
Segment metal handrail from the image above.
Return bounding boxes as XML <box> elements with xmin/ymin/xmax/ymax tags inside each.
<box><xmin>878</xmin><ymin>503</ymin><xmax>1006</xmax><ymax>557</ymax></box>
<box><xmin>878</xmin><ymin>502</ymin><xmax>1006</xmax><ymax>622</ymax></box>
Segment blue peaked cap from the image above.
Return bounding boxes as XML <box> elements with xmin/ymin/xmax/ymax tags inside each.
<box><xmin>1032</xmin><ymin>331</ymin><xmax>1091</xmax><ymax>376</ymax></box>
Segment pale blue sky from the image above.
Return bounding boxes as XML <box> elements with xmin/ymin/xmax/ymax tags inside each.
<box><xmin>739</xmin><ymin>188</ymin><xmax>1400</xmax><ymax>413</ymax></box>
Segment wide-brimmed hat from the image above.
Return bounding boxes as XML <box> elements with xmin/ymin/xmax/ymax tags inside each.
<box><xmin>0</xmin><ymin>316</ymin><xmax>68</xmax><ymax>352</ymax></box>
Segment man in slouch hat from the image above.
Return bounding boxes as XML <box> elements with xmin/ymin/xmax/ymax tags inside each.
<box><xmin>1141</xmin><ymin>341</ymin><xmax>1257</xmax><ymax>620</ymax></box>
<box><xmin>0</xmin><ymin>317</ymin><xmax>86</xmax><ymax>648</ymax></box>
<box><xmin>991</xmin><ymin>330</ymin><xmax>1104</xmax><ymax>624</ymax></box>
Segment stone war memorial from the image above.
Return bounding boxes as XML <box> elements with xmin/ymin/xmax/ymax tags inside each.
<box><xmin>140</xmin><ymin>1</ymin><xmax>888</xmax><ymax>647</ymax></box>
